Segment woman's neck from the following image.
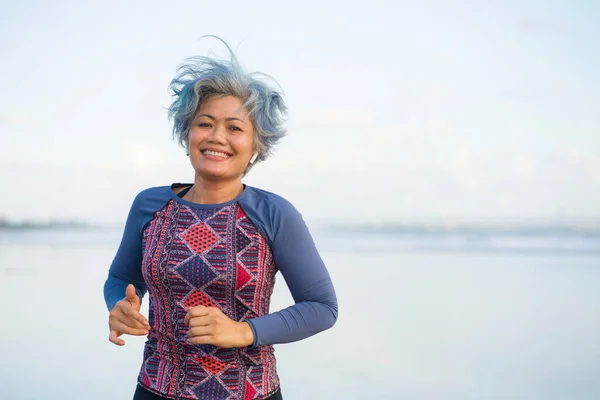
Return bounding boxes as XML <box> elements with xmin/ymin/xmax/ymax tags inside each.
<box><xmin>188</xmin><ymin>177</ymin><xmax>244</xmax><ymax>205</ymax></box>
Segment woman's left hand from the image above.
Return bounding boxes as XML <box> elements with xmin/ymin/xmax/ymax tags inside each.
<box><xmin>184</xmin><ymin>306</ymin><xmax>254</xmax><ymax>348</ymax></box>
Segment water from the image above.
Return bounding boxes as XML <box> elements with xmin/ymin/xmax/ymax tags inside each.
<box><xmin>1</xmin><ymin>229</ymin><xmax>599</xmax><ymax>400</ymax></box>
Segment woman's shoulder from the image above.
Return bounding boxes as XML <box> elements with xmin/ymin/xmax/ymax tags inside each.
<box><xmin>242</xmin><ymin>186</ymin><xmax>312</xmax><ymax>245</ymax></box>
<box><xmin>241</xmin><ymin>186</ymin><xmax>308</xmax><ymax>238</ymax></box>
<box><xmin>243</xmin><ymin>185</ymin><xmax>298</xmax><ymax>214</ymax></box>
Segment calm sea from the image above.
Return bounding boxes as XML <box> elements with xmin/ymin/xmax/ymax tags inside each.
<box><xmin>1</xmin><ymin>228</ymin><xmax>599</xmax><ymax>400</ymax></box>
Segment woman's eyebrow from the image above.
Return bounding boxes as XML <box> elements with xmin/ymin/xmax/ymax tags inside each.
<box><xmin>196</xmin><ymin>114</ymin><xmax>246</xmax><ymax>123</ymax></box>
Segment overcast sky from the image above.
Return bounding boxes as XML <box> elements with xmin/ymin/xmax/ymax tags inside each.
<box><xmin>1</xmin><ymin>0</ymin><xmax>599</xmax><ymax>224</ymax></box>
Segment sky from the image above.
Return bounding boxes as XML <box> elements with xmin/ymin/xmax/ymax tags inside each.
<box><xmin>1</xmin><ymin>0</ymin><xmax>599</xmax><ymax>225</ymax></box>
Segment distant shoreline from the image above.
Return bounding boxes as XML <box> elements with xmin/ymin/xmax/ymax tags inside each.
<box><xmin>0</xmin><ymin>220</ymin><xmax>97</xmax><ymax>231</ymax></box>
<box><xmin>322</xmin><ymin>221</ymin><xmax>600</xmax><ymax>236</ymax></box>
<box><xmin>2</xmin><ymin>218</ymin><xmax>599</xmax><ymax>236</ymax></box>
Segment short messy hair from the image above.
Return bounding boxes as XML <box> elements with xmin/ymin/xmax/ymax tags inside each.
<box><xmin>168</xmin><ymin>37</ymin><xmax>287</xmax><ymax>164</ymax></box>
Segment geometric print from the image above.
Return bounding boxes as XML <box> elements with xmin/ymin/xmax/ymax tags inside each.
<box><xmin>138</xmin><ymin>200</ymin><xmax>280</xmax><ymax>399</ymax></box>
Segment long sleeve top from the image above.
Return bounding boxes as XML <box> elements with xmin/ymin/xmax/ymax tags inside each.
<box><xmin>103</xmin><ymin>184</ymin><xmax>338</xmax><ymax>400</ymax></box>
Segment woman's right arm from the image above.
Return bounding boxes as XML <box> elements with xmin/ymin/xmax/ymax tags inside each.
<box><xmin>103</xmin><ymin>193</ymin><xmax>151</xmax><ymax>345</ymax></box>
<box><xmin>103</xmin><ymin>194</ymin><xmax>148</xmax><ymax>310</ymax></box>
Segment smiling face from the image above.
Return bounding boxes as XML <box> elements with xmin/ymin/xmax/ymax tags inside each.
<box><xmin>188</xmin><ymin>95</ymin><xmax>255</xmax><ymax>182</ymax></box>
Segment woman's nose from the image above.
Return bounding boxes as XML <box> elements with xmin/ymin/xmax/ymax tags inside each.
<box><xmin>208</xmin><ymin>124</ymin><xmax>227</xmax><ymax>143</ymax></box>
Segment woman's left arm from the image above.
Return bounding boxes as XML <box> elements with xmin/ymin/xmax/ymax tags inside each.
<box><xmin>245</xmin><ymin>200</ymin><xmax>338</xmax><ymax>347</ymax></box>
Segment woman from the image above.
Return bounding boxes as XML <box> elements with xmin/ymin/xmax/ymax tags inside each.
<box><xmin>103</xmin><ymin>39</ymin><xmax>338</xmax><ymax>400</ymax></box>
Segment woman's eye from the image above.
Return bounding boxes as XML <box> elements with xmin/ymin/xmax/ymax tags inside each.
<box><xmin>198</xmin><ymin>122</ymin><xmax>212</xmax><ymax>128</ymax></box>
<box><xmin>229</xmin><ymin>126</ymin><xmax>242</xmax><ymax>132</ymax></box>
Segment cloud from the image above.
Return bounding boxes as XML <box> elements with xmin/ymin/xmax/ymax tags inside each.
<box><xmin>0</xmin><ymin>112</ymin><xmax>32</xmax><ymax>132</ymax></box>
<box><xmin>516</xmin><ymin>18</ymin><xmax>578</xmax><ymax>37</ymax></box>
<box><xmin>250</xmin><ymin>112</ymin><xmax>600</xmax><ymax>221</ymax></box>
<box><xmin>560</xmin><ymin>147</ymin><xmax>600</xmax><ymax>184</ymax></box>
<box><xmin>288</xmin><ymin>107</ymin><xmax>373</xmax><ymax>138</ymax></box>
<box><xmin>123</xmin><ymin>140</ymin><xmax>168</xmax><ymax>174</ymax></box>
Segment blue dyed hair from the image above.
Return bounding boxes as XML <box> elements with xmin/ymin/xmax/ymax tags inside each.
<box><xmin>168</xmin><ymin>37</ymin><xmax>287</xmax><ymax>166</ymax></box>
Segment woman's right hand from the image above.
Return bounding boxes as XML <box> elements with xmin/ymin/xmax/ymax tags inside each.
<box><xmin>108</xmin><ymin>284</ymin><xmax>151</xmax><ymax>346</ymax></box>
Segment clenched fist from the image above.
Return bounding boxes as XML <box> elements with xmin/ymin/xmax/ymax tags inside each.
<box><xmin>184</xmin><ymin>306</ymin><xmax>254</xmax><ymax>348</ymax></box>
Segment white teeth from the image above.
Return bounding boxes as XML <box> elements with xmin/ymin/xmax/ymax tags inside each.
<box><xmin>203</xmin><ymin>150</ymin><xmax>230</xmax><ymax>158</ymax></box>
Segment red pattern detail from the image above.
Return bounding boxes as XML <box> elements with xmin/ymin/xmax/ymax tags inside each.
<box><xmin>236</xmin><ymin>262</ymin><xmax>251</xmax><ymax>289</ymax></box>
<box><xmin>182</xmin><ymin>223</ymin><xmax>219</xmax><ymax>253</ymax></box>
<box><xmin>183</xmin><ymin>290</ymin><xmax>216</xmax><ymax>308</ymax></box>
<box><xmin>142</xmin><ymin>372</ymin><xmax>151</xmax><ymax>387</ymax></box>
<box><xmin>244</xmin><ymin>380</ymin><xmax>257</xmax><ymax>400</ymax></box>
<box><xmin>196</xmin><ymin>356</ymin><xmax>226</xmax><ymax>375</ymax></box>
<box><xmin>237</xmin><ymin>207</ymin><xmax>245</xmax><ymax>219</ymax></box>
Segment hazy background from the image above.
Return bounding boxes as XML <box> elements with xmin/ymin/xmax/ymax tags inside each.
<box><xmin>1</xmin><ymin>1</ymin><xmax>600</xmax><ymax>399</ymax></box>
<box><xmin>1</xmin><ymin>0</ymin><xmax>599</xmax><ymax>224</ymax></box>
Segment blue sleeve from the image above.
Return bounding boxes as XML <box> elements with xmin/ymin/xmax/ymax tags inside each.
<box><xmin>244</xmin><ymin>196</ymin><xmax>338</xmax><ymax>347</ymax></box>
<box><xmin>103</xmin><ymin>193</ymin><xmax>148</xmax><ymax>311</ymax></box>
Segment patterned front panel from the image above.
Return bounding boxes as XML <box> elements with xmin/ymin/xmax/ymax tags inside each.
<box><xmin>138</xmin><ymin>200</ymin><xmax>279</xmax><ymax>400</ymax></box>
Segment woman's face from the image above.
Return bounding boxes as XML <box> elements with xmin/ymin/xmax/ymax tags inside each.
<box><xmin>188</xmin><ymin>95</ymin><xmax>255</xmax><ymax>182</ymax></box>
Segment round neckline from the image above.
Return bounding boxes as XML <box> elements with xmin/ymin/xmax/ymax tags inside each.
<box><xmin>167</xmin><ymin>183</ymin><xmax>249</xmax><ymax>209</ymax></box>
